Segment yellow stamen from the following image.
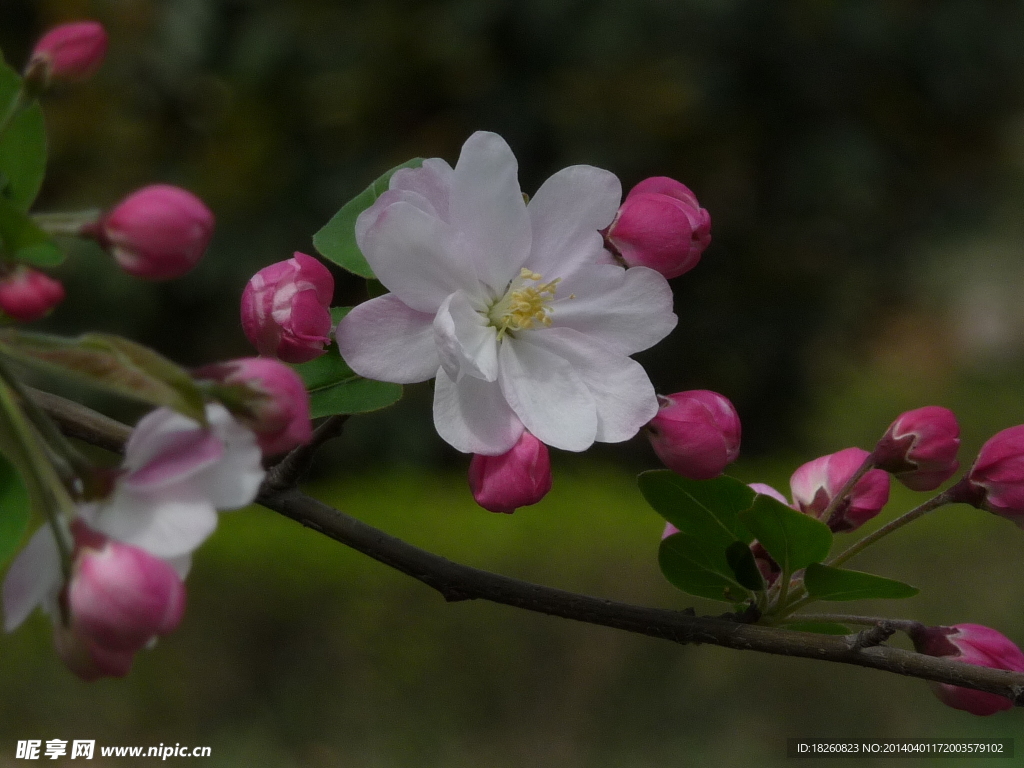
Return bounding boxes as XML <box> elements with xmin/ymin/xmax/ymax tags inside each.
<box><xmin>489</xmin><ymin>268</ymin><xmax>561</xmax><ymax>337</ymax></box>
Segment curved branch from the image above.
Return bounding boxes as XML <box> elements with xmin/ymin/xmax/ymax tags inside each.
<box><xmin>31</xmin><ymin>390</ymin><xmax>1024</xmax><ymax>706</ymax></box>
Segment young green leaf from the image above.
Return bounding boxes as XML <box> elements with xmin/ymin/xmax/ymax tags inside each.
<box><xmin>291</xmin><ymin>341</ymin><xmax>403</xmax><ymax>418</ymax></box>
<box><xmin>804</xmin><ymin>563</ymin><xmax>920</xmax><ymax>601</ymax></box>
<box><xmin>725</xmin><ymin>541</ymin><xmax>764</xmax><ymax>591</ymax></box>
<box><xmin>313</xmin><ymin>158</ymin><xmax>425</xmax><ymax>279</ymax></box>
<box><xmin>638</xmin><ymin>472</ymin><xmax>756</xmax><ymax>549</ymax></box>
<box><xmin>0</xmin><ymin>195</ymin><xmax>64</xmax><ymax>266</ymax></box>
<box><xmin>0</xmin><ymin>331</ymin><xmax>206</xmax><ymax>423</ymax></box>
<box><xmin>0</xmin><ymin>61</ymin><xmax>46</xmax><ymax>211</ymax></box>
<box><xmin>659</xmin><ymin>532</ymin><xmax>750</xmax><ymax>603</ymax></box>
<box><xmin>737</xmin><ymin>494</ymin><xmax>832</xmax><ymax>574</ymax></box>
<box><xmin>0</xmin><ymin>452</ymin><xmax>30</xmax><ymax>568</ymax></box>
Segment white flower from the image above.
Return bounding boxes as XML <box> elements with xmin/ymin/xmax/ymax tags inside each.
<box><xmin>3</xmin><ymin>403</ymin><xmax>264</xmax><ymax>632</ymax></box>
<box><xmin>336</xmin><ymin>132</ymin><xmax>677</xmax><ymax>454</ymax></box>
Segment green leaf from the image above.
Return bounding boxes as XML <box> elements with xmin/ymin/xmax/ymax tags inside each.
<box><xmin>292</xmin><ymin>340</ymin><xmax>403</xmax><ymax>418</ymax></box>
<box><xmin>0</xmin><ymin>61</ymin><xmax>46</xmax><ymax>211</ymax></box>
<box><xmin>659</xmin><ymin>532</ymin><xmax>750</xmax><ymax>603</ymax></box>
<box><xmin>725</xmin><ymin>541</ymin><xmax>764</xmax><ymax>591</ymax></box>
<box><xmin>0</xmin><ymin>195</ymin><xmax>64</xmax><ymax>266</ymax></box>
<box><xmin>0</xmin><ymin>330</ymin><xmax>207</xmax><ymax>423</ymax></box>
<box><xmin>0</xmin><ymin>452</ymin><xmax>30</xmax><ymax>567</ymax></box>
<box><xmin>737</xmin><ymin>494</ymin><xmax>833</xmax><ymax>574</ymax></box>
<box><xmin>313</xmin><ymin>157</ymin><xmax>425</xmax><ymax>279</ymax></box>
<box><xmin>803</xmin><ymin>563</ymin><xmax>920</xmax><ymax>602</ymax></box>
<box><xmin>638</xmin><ymin>472</ymin><xmax>756</xmax><ymax>550</ymax></box>
<box><xmin>780</xmin><ymin>621</ymin><xmax>851</xmax><ymax>635</ymax></box>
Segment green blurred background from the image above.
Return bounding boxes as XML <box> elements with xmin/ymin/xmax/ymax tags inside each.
<box><xmin>4</xmin><ymin>0</ymin><xmax>1024</xmax><ymax>765</ymax></box>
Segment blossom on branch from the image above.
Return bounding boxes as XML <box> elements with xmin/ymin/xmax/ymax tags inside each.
<box><xmin>790</xmin><ymin>447</ymin><xmax>890</xmax><ymax>532</ymax></box>
<box><xmin>646</xmin><ymin>390</ymin><xmax>741</xmax><ymax>479</ymax></box>
<box><xmin>873</xmin><ymin>406</ymin><xmax>960</xmax><ymax>491</ymax></box>
<box><xmin>25</xmin><ymin>21</ymin><xmax>108</xmax><ymax>87</ymax></box>
<box><xmin>241</xmin><ymin>252</ymin><xmax>334</xmax><ymax>364</ymax></box>
<box><xmin>337</xmin><ymin>131</ymin><xmax>677</xmax><ymax>454</ymax></box>
<box><xmin>468</xmin><ymin>431</ymin><xmax>552</xmax><ymax>513</ymax></box>
<box><xmin>2</xmin><ymin>404</ymin><xmax>263</xmax><ymax>679</ymax></box>
<box><xmin>0</xmin><ymin>266</ymin><xmax>65</xmax><ymax>321</ymax></box>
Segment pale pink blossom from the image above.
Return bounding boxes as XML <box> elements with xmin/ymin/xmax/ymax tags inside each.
<box><xmin>337</xmin><ymin>132</ymin><xmax>677</xmax><ymax>454</ymax></box>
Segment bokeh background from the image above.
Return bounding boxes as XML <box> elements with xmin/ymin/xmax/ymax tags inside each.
<box><xmin>3</xmin><ymin>0</ymin><xmax>1024</xmax><ymax>765</ymax></box>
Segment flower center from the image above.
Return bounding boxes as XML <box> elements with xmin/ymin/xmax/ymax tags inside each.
<box><xmin>488</xmin><ymin>268</ymin><xmax>560</xmax><ymax>337</ymax></box>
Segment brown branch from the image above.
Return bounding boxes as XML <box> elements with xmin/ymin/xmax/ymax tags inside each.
<box><xmin>31</xmin><ymin>390</ymin><xmax>1024</xmax><ymax>707</ymax></box>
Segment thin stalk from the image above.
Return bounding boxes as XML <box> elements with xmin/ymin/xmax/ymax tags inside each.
<box><xmin>32</xmin><ymin>210</ymin><xmax>102</xmax><ymax>237</ymax></box>
<box><xmin>827</xmin><ymin>491</ymin><xmax>952</xmax><ymax>568</ymax></box>
<box><xmin>822</xmin><ymin>453</ymin><xmax>875</xmax><ymax>528</ymax></box>
<box><xmin>789</xmin><ymin>613</ymin><xmax>924</xmax><ymax>635</ymax></box>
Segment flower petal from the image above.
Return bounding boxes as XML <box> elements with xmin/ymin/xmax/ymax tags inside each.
<box><xmin>91</xmin><ymin>490</ymin><xmax>218</xmax><ymax>559</ymax></box>
<box><xmin>433</xmin><ymin>291</ymin><xmax>499</xmax><ymax>382</ymax></box>
<box><xmin>389</xmin><ymin>158</ymin><xmax>454</xmax><ymax>222</ymax></box>
<box><xmin>122</xmin><ymin>408</ymin><xmax>215</xmax><ymax>476</ymax></box>
<box><xmin>449</xmin><ymin>132</ymin><xmax>531</xmax><ymax>294</ymax></box>
<box><xmin>3</xmin><ymin>525</ymin><xmax>61</xmax><ymax>632</ymax></box>
<box><xmin>526</xmin><ymin>327</ymin><xmax>658</xmax><ymax>443</ymax></box>
<box><xmin>553</xmin><ymin>264</ymin><xmax>677</xmax><ymax>355</ymax></box>
<box><xmin>433</xmin><ymin>368</ymin><xmax>524</xmax><ymax>454</ymax></box>
<box><xmin>192</xmin><ymin>404</ymin><xmax>264</xmax><ymax>510</ymax></box>
<box><xmin>355</xmin><ymin>188</ymin><xmax>442</xmax><ymax>247</ymax></box>
<box><xmin>360</xmin><ymin>201</ymin><xmax>479</xmax><ymax>313</ymax></box>
<box><xmin>526</xmin><ymin>165</ymin><xmax>621</xmax><ymax>280</ymax></box>
<box><xmin>336</xmin><ymin>294</ymin><xmax>438</xmax><ymax>384</ymax></box>
<box><xmin>497</xmin><ymin>337</ymin><xmax>597</xmax><ymax>452</ymax></box>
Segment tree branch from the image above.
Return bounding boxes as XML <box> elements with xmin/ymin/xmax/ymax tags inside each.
<box><xmin>30</xmin><ymin>390</ymin><xmax>1024</xmax><ymax>707</ymax></box>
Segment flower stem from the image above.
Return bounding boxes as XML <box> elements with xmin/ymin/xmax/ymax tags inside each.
<box><xmin>32</xmin><ymin>209</ymin><xmax>103</xmax><ymax>237</ymax></box>
<box><xmin>826</xmin><ymin>490</ymin><xmax>953</xmax><ymax>568</ymax></box>
<box><xmin>822</xmin><ymin>453</ymin><xmax>876</xmax><ymax>528</ymax></box>
<box><xmin>787</xmin><ymin>612</ymin><xmax>924</xmax><ymax>635</ymax></box>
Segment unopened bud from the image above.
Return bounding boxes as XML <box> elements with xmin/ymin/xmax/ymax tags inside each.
<box><xmin>790</xmin><ymin>448</ymin><xmax>889</xmax><ymax>532</ymax></box>
<box><xmin>910</xmin><ymin>623</ymin><xmax>1024</xmax><ymax>716</ymax></box>
<box><xmin>605</xmin><ymin>177</ymin><xmax>711</xmax><ymax>279</ymax></box>
<box><xmin>195</xmin><ymin>357</ymin><xmax>312</xmax><ymax>456</ymax></box>
<box><xmin>647</xmin><ymin>391</ymin><xmax>740</xmax><ymax>480</ymax></box>
<box><xmin>957</xmin><ymin>425</ymin><xmax>1024</xmax><ymax>525</ymax></box>
<box><xmin>873</xmin><ymin>406</ymin><xmax>960</xmax><ymax>491</ymax></box>
<box><xmin>87</xmin><ymin>185</ymin><xmax>215</xmax><ymax>280</ymax></box>
<box><xmin>0</xmin><ymin>267</ymin><xmax>64</xmax><ymax>321</ymax></box>
<box><xmin>241</xmin><ymin>252</ymin><xmax>335</xmax><ymax>364</ymax></box>
<box><xmin>25</xmin><ymin>21</ymin><xmax>108</xmax><ymax>88</ymax></box>
<box><xmin>468</xmin><ymin>432</ymin><xmax>552</xmax><ymax>514</ymax></box>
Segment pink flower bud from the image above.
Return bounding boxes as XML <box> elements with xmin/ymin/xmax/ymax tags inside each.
<box><xmin>873</xmin><ymin>406</ymin><xmax>960</xmax><ymax>491</ymax></box>
<box><xmin>26</xmin><ymin>21</ymin><xmax>108</xmax><ymax>86</ymax></box>
<box><xmin>468</xmin><ymin>431</ymin><xmax>552</xmax><ymax>513</ymax></box>
<box><xmin>55</xmin><ymin>522</ymin><xmax>186</xmax><ymax>680</ymax></box>
<box><xmin>241</xmin><ymin>252</ymin><xmax>334</xmax><ymax>364</ymax></box>
<box><xmin>195</xmin><ymin>357</ymin><xmax>312</xmax><ymax>456</ymax></box>
<box><xmin>90</xmin><ymin>185</ymin><xmax>215</xmax><ymax>280</ymax></box>
<box><xmin>960</xmin><ymin>425</ymin><xmax>1024</xmax><ymax>524</ymax></box>
<box><xmin>647</xmin><ymin>391</ymin><xmax>741</xmax><ymax>480</ymax></box>
<box><xmin>0</xmin><ymin>267</ymin><xmax>64</xmax><ymax>321</ymax></box>
<box><xmin>605</xmin><ymin>176</ymin><xmax>711</xmax><ymax>279</ymax></box>
<box><xmin>910</xmin><ymin>623</ymin><xmax>1024</xmax><ymax>716</ymax></box>
<box><xmin>662</xmin><ymin>521</ymin><xmax>680</xmax><ymax>539</ymax></box>
<box><xmin>790</xmin><ymin>447</ymin><xmax>889</xmax><ymax>532</ymax></box>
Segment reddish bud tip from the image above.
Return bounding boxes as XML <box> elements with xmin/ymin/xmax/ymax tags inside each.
<box><xmin>469</xmin><ymin>432</ymin><xmax>552</xmax><ymax>514</ymax></box>
<box><xmin>873</xmin><ymin>406</ymin><xmax>960</xmax><ymax>491</ymax></box>
<box><xmin>196</xmin><ymin>357</ymin><xmax>313</xmax><ymax>456</ymax></box>
<box><xmin>647</xmin><ymin>390</ymin><xmax>740</xmax><ymax>480</ymax></box>
<box><xmin>605</xmin><ymin>176</ymin><xmax>711</xmax><ymax>279</ymax></box>
<box><xmin>790</xmin><ymin>447</ymin><xmax>889</xmax><ymax>532</ymax></box>
<box><xmin>0</xmin><ymin>267</ymin><xmax>65</xmax><ymax>321</ymax></box>
<box><xmin>241</xmin><ymin>252</ymin><xmax>334</xmax><ymax>364</ymax></box>
<box><xmin>26</xmin><ymin>21</ymin><xmax>108</xmax><ymax>87</ymax></box>
<box><xmin>910</xmin><ymin>623</ymin><xmax>1024</xmax><ymax>716</ymax></box>
<box><xmin>964</xmin><ymin>424</ymin><xmax>1024</xmax><ymax>525</ymax></box>
<box><xmin>93</xmin><ymin>185</ymin><xmax>214</xmax><ymax>280</ymax></box>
